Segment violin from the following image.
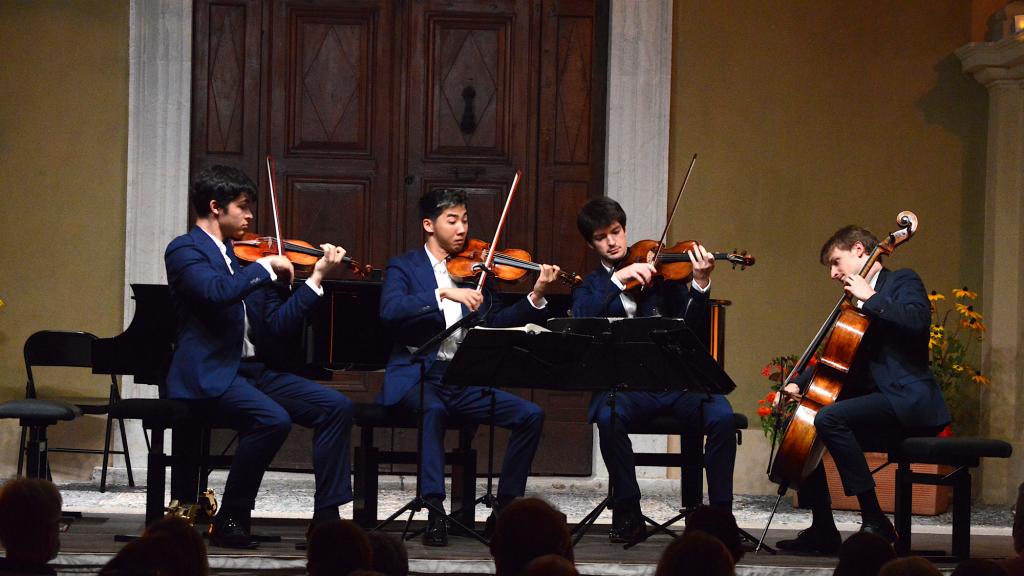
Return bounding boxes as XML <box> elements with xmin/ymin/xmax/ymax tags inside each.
<box><xmin>616</xmin><ymin>240</ymin><xmax>755</xmax><ymax>292</ymax></box>
<box><xmin>234</xmin><ymin>232</ymin><xmax>372</xmax><ymax>278</ymax></box>
<box><xmin>446</xmin><ymin>238</ymin><xmax>583</xmax><ymax>287</ymax></box>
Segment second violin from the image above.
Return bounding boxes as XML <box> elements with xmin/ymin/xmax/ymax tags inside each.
<box><xmin>233</xmin><ymin>232</ymin><xmax>372</xmax><ymax>278</ymax></box>
<box><xmin>446</xmin><ymin>238</ymin><xmax>583</xmax><ymax>287</ymax></box>
<box><xmin>616</xmin><ymin>240</ymin><xmax>755</xmax><ymax>292</ymax></box>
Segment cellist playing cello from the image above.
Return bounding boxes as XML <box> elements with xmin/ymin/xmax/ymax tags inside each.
<box><xmin>775</xmin><ymin>225</ymin><xmax>950</xmax><ymax>554</ymax></box>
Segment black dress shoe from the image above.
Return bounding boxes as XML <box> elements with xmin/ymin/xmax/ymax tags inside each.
<box><xmin>609</xmin><ymin>504</ymin><xmax>645</xmax><ymax>544</ymax></box>
<box><xmin>210</xmin><ymin>513</ymin><xmax>260</xmax><ymax>549</ymax></box>
<box><xmin>859</xmin><ymin>517</ymin><xmax>898</xmax><ymax>544</ymax></box>
<box><xmin>423</xmin><ymin>512</ymin><xmax>449</xmax><ymax>547</ymax></box>
<box><xmin>776</xmin><ymin>526</ymin><xmax>842</xmax><ymax>555</ymax></box>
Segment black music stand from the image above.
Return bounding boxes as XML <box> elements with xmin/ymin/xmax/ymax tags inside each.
<box><xmin>441</xmin><ymin>325</ymin><xmax>596</xmax><ymax>529</ymax></box>
<box><xmin>546</xmin><ymin>317</ymin><xmax>735</xmax><ymax>545</ymax></box>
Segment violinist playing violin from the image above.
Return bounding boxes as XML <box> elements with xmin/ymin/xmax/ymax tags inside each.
<box><xmin>775</xmin><ymin>225</ymin><xmax>950</xmax><ymax>554</ymax></box>
<box><xmin>164</xmin><ymin>166</ymin><xmax>355</xmax><ymax>549</ymax></box>
<box><xmin>572</xmin><ymin>197</ymin><xmax>738</xmax><ymax>543</ymax></box>
<box><xmin>378</xmin><ymin>188</ymin><xmax>560</xmax><ymax>547</ymax></box>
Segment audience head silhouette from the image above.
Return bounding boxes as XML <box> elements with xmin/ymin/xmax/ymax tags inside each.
<box><xmin>682</xmin><ymin>505</ymin><xmax>744</xmax><ymax>563</ymax></box>
<box><xmin>0</xmin><ymin>478</ymin><xmax>63</xmax><ymax>569</ymax></box>
<box><xmin>879</xmin><ymin>556</ymin><xmax>942</xmax><ymax>576</ymax></box>
<box><xmin>655</xmin><ymin>530</ymin><xmax>735</xmax><ymax>576</ymax></box>
<box><xmin>489</xmin><ymin>497</ymin><xmax>574</xmax><ymax>576</ymax></box>
<box><xmin>100</xmin><ymin>516</ymin><xmax>208</xmax><ymax>576</ymax></box>
<box><xmin>368</xmin><ymin>530</ymin><xmax>409</xmax><ymax>576</ymax></box>
<box><xmin>306</xmin><ymin>519</ymin><xmax>373</xmax><ymax>576</ymax></box>
<box><xmin>833</xmin><ymin>531</ymin><xmax>896</xmax><ymax>576</ymax></box>
<box><xmin>951</xmin><ymin>558</ymin><xmax>1009</xmax><ymax>576</ymax></box>
<box><xmin>523</xmin><ymin>553</ymin><xmax>579</xmax><ymax>576</ymax></box>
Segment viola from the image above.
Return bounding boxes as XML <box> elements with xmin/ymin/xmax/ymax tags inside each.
<box><xmin>234</xmin><ymin>232</ymin><xmax>372</xmax><ymax>278</ymax></box>
<box><xmin>616</xmin><ymin>240</ymin><xmax>755</xmax><ymax>292</ymax></box>
<box><xmin>446</xmin><ymin>238</ymin><xmax>583</xmax><ymax>287</ymax></box>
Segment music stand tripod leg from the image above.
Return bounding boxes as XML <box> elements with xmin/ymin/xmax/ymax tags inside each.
<box><xmin>372</xmin><ymin>357</ymin><xmax>488</xmax><ymax>546</ymax></box>
<box><xmin>571</xmin><ymin>387</ymin><xmax>619</xmax><ymax>546</ymax></box>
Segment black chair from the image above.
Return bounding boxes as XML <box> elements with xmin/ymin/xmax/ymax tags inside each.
<box><xmin>889</xmin><ymin>436</ymin><xmax>1013</xmax><ymax>561</ymax></box>
<box><xmin>0</xmin><ymin>399</ymin><xmax>80</xmax><ymax>479</ymax></box>
<box><xmin>18</xmin><ymin>331</ymin><xmax>137</xmax><ymax>491</ymax></box>
<box><xmin>352</xmin><ymin>402</ymin><xmax>478</xmax><ymax>529</ymax></box>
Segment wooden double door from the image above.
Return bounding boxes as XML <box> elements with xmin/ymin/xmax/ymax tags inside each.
<box><xmin>190</xmin><ymin>0</ymin><xmax>609</xmax><ymax>475</ymax></box>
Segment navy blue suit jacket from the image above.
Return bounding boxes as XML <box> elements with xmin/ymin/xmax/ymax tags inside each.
<box><xmin>851</xmin><ymin>267</ymin><xmax>950</xmax><ymax>430</ymax></box>
<box><xmin>572</xmin><ymin>265</ymin><xmax>710</xmax><ymax>421</ymax></box>
<box><xmin>378</xmin><ymin>247</ymin><xmax>549</xmax><ymax>407</ymax></box>
<box><xmin>164</xmin><ymin>227</ymin><xmax>320</xmax><ymax>399</ymax></box>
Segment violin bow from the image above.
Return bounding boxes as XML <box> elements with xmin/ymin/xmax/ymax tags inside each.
<box><xmin>266</xmin><ymin>156</ymin><xmax>285</xmax><ymax>257</ymax></box>
<box><xmin>475</xmin><ymin>171</ymin><xmax>522</xmax><ymax>292</ymax></box>
<box><xmin>649</xmin><ymin>154</ymin><xmax>698</xmax><ymax>286</ymax></box>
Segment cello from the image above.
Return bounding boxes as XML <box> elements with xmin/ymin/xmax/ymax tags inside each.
<box><xmin>755</xmin><ymin>211</ymin><xmax>919</xmax><ymax>551</ymax></box>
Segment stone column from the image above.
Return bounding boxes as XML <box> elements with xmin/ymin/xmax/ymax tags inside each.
<box><xmin>118</xmin><ymin>0</ymin><xmax>192</xmax><ymax>469</ymax></box>
<box><xmin>957</xmin><ymin>36</ymin><xmax>1024</xmax><ymax>504</ymax></box>
<box><xmin>599</xmin><ymin>0</ymin><xmax>674</xmax><ymax>482</ymax></box>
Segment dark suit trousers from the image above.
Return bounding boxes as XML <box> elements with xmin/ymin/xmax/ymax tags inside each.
<box><xmin>594</xmin><ymin>391</ymin><xmax>736</xmax><ymax>507</ymax></box>
<box><xmin>398</xmin><ymin>360</ymin><xmax>544</xmax><ymax>503</ymax></box>
<box><xmin>214</xmin><ymin>362</ymin><xmax>354</xmax><ymax>512</ymax></box>
<box><xmin>798</xmin><ymin>391</ymin><xmax>904</xmax><ymax>507</ymax></box>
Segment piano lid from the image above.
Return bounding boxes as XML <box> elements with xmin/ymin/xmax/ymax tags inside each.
<box><xmin>92</xmin><ymin>284</ymin><xmax>174</xmax><ymax>387</ymax></box>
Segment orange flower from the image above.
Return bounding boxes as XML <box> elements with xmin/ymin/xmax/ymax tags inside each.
<box><xmin>757</xmin><ymin>406</ymin><xmax>772</xmax><ymax>417</ymax></box>
<box><xmin>766</xmin><ymin>391</ymin><xmax>777</xmax><ymax>403</ymax></box>
<box><xmin>927</xmin><ymin>290</ymin><xmax>945</xmax><ymax>303</ymax></box>
<box><xmin>971</xmin><ymin>371</ymin><xmax>990</xmax><ymax>386</ymax></box>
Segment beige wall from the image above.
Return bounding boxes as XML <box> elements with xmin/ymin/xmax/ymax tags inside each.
<box><xmin>0</xmin><ymin>2</ymin><xmax>129</xmax><ymax>479</ymax></box>
<box><xmin>670</xmin><ymin>1</ymin><xmax>990</xmax><ymax>497</ymax></box>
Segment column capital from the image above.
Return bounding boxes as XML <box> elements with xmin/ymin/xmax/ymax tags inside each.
<box><xmin>957</xmin><ymin>35</ymin><xmax>1024</xmax><ymax>86</ymax></box>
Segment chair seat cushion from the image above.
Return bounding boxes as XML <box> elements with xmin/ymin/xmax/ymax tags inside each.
<box><xmin>0</xmin><ymin>399</ymin><xmax>80</xmax><ymax>422</ymax></box>
<box><xmin>629</xmin><ymin>412</ymin><xmax>748</xmax><ymax>435</ymax></box>
<box><xmin>891</xmin><ymin>437</ymin><xmax>1013</xmax><ymax>466</ymax></box>
<box><xmin>108</xmin><ymin>398</ymin><xmax>193</xmax><ymax>428</ymax></box>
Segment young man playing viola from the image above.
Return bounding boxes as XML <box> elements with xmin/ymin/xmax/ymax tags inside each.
<box><xmin>165</xmin><ymin>165</ymin><xmax>354</xmax><ymax>549</ymax></box>
<box><xmin>775</xmin><ymin>226</ymin><xmax>950</xmax><ymax>554</ymax></box>
<box><xmin>572</xmin><ymin>197</ymin><xmax>737</xmax><ymax>543</ymax></box>
<box><xmin>379</xmin><ymin>188</ymin><xmax>560</xmax><ymax>547</ymax></box>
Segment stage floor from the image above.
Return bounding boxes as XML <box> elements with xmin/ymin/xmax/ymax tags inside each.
<box><xmin>44</xmin><ymin>472</ymin><xmax>1017</xmax><ymax>575</ymax></box>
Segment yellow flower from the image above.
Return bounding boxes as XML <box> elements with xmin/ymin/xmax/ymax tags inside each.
<box><xmin>971</xmin><ymin>371</ymin><xmax>990</xmax><ymax>385</ymax></box>
<box><xmin>953</xmin><ymin>287</ymin><xmax>977</xmax><ymax>300</ymax></box>
<box><xmin>927</xmin><ymin>291</ymin><xmax>945</xmax><ymax>302</ymax></box>
<box><xmin>951</xmin><ymin>364</ymin><xmax>964</xmax><ymax>373</ymax></box>
<box><xmin>0</xmin><ymin>297</ymin><xmax>5</xmax><ymax>311</ymax></box>
<box><xmin>954</xmin><ymin>303</ymin><xmax>983</xmax><ymax>321</ymax></box>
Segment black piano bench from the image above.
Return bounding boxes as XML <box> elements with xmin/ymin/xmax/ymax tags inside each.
<box><xmin>0</xmin><ymin>399</ymin><xmax>80</xmax><ymax>479</ymax></box>
<box><xmin>108</xmin><ymin>398</ymin><xmax>193</xmax><ymax>527</ymax></box>
<box><xmin>889</xmin><ymin>436</ymin><xmax>1013</xmax><ymax>561</ymax></box>
<box><xmin>352</xmin><ymin>402</ymin><xmax>478</xmax><ymax>529</ymax></box>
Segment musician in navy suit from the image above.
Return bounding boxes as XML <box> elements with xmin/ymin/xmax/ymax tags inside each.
<box><xmin>776</xmin><ymin>225</ymin><xmax>951</xmax><ymax>554</ymax></box>
<box><xmin>379</xmin><ymin>188</ymin><xmax>560</xmax><ymax>546</ymax></box>
<box><xmin>572</xmin><ymin>197</ymin><xmax>736</xmax><ymax>543</ymax></box>
<box><xmin>164</xmin><ymin>166</ymin><xmax>354</xmax><ymax>549</ymax></box>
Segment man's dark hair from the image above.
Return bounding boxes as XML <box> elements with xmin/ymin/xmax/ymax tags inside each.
<box><xmin>819</xmin><ymin>225</ymin><xmax>879</xmax><ymax>265</ymax></box>
<box><xmin>834</xmin><ymin>531</ymin><xmax>896</xmax><ymax>576</ymax></box>
<box><xmin>190</xmin><ymin>165</ymin><xmax>257</xmax><ymax>217</ymax></box>
<box><xmin>419</xmin><ymin>188</ymin><xmax>467</xmax><ymax>221</ymax></box>
<box><xmin>576</xmin><ymin>197</ymin><xmax>627</xmax><ymax>242</ymax></box>
<box><xmin>306</xmin><ymin>519</ymin><xmax>373</xmax><ymax>576</ymax></box>
<box><xmin>682</xmin><ymin>506</ymin><xmax>743</xmax><ymax>563</ymax></box>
